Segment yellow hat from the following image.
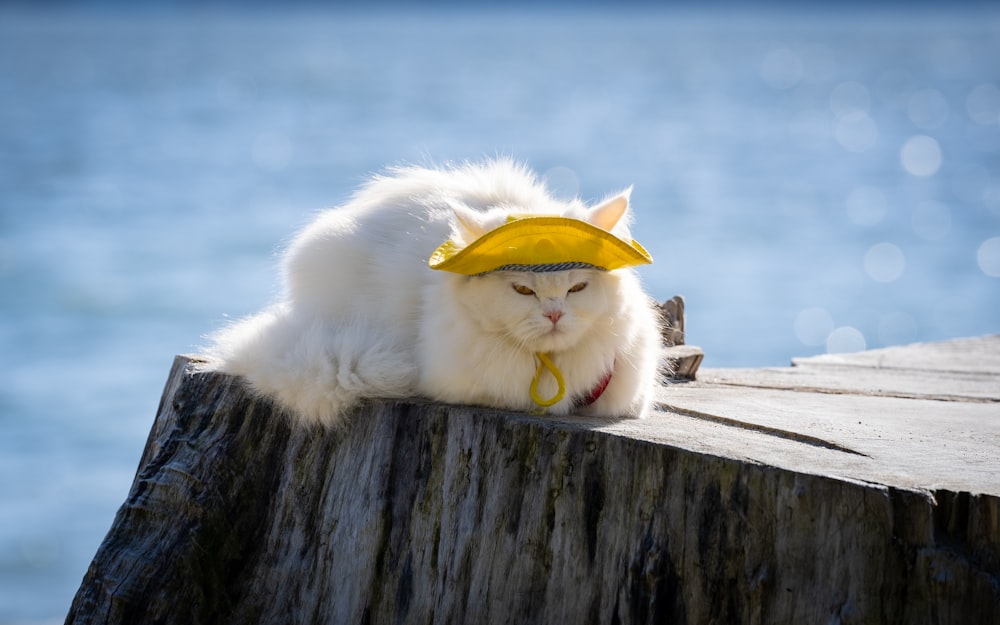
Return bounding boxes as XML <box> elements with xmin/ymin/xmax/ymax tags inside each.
<box><xmin>428</xmin><ymin>215</ymin><xmax>652</xmax><ymax>275</ymax></box>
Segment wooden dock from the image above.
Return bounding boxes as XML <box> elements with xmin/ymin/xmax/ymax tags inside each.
<box><xmin>66</xmin><ymin>335</ymin><xmax>1000</xmax><ymax>624</ymax></box>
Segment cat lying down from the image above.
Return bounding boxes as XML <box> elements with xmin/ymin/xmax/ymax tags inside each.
<box><xmin>205</xmin><ymin>159</ymin><xmax>665</xmax><ymax>427</ymax></box>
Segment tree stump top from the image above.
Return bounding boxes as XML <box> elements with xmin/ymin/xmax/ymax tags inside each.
<box><xmin>66</xmin><ymin>335</ymin><xmax>1000</xmax><ymax>625</ymax></box>
<box><xmin>646</xmin><ymin>334</ymin><xmax>1000</xmax><ymax>497</ymax></box>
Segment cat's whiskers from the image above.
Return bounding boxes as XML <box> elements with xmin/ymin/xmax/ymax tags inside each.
<box><xmin>498</xmin><ymin>326</ymin><xmax>537</xmax><ymax>354</ymax></box>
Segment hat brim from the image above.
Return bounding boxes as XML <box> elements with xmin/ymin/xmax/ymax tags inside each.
<box><xmin>428</xmin><ymin>216</ymin><xmax>652</xmax><ymax>275</ymax></box>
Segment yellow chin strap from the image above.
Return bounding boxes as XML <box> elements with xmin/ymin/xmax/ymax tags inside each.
<box><xmin>530</xmin><ymin>352</ymin><xmax>565</xmax><ymax>410</ymax></box>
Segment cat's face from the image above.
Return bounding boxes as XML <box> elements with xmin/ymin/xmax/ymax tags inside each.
<box><xmin>457</xmin><ymin>268</ymin><xmax>617</xmax><ymax>353</ymax></box>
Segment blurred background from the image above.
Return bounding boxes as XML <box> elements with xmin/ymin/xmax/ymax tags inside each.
<box><xmin>1</xmin><ymin>0</ymin><xmax>998</xmax><ymax>621</ymax></box>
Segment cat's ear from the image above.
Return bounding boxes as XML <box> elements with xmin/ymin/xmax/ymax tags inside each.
<box><xmin>449</xmin><ymin>202</ymin><xmax>490</xmax><ymax>242</ymax></box>
<box><xmin>586</xmin><ymin>187</ymin><xmax>632</xmax><ymax>232</ymax></box>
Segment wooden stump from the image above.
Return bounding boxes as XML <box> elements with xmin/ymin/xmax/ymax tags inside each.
<box><xmin>659</xmin><ymin>295</ymin><xmax>704</xmax><ymax>381</ymax></box>
<box><xmin>65</xmin><ymin>337</ymin><xmax>1000</xmax><ymax>625</ymax></box>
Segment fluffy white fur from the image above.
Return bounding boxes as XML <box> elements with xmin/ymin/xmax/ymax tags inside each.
<box><xmin>205</xmin><ymin>160</ymin><xmax>663</xmax><ymax>427</ymax></box>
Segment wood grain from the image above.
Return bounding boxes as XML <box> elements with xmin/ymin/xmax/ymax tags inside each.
<box><xmin>66</xmin><ymin>337</ymin><xmax>1000</xmax><ymax>624</ymax></box>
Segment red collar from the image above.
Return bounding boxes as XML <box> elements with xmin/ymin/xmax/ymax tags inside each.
<box><xmin>577</xmin><ymin>367</ymin><xmax>613</xmax><ymax>407</ymax></box>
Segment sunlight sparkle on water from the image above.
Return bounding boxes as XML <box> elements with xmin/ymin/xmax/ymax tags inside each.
<box><xmin>829</xmin><ymin>81</ymin><xmax>875</xmax><ymax>154</ymax></box>
<box><xmin>826</xmin><ymin>326</ymin><xmax>867</xmax><ymax>354</ymax></box>
<box><xmin>977</xmin><ymin>237</ymin><xmax>1000</xmax><ymax>277</ymax></box>
<box><xmin>836</xmin><ymin>112</ymin><xmax>877</xmax><ymax>153</ymax></box>
<box><xmin>879</xmin><ymin>311</ymin><xmax>918</xmax><ymax>346</ymax></box>
<box><xmin>794</xmin><ymin>307</ymin><xmax>835</xmax><ymax>347</ymax></box>
<box><xmin>876</xmin><ymin>69</ymin><xmax>914</xmax><ymax>111</ymax></box>
<box><xmin>830</xmin><ymin>81</ymin><xmax>871</xmax><ymax>118</ymax></box>
<box><xmin>950</xmin><ymin>163</ymin><xmax>993</xmax><ymax>206</ymax></box>
<box><xmin>541</xmin><ymin>166</ymin><xmax>580</xmax><ymax>201</ymax></box>
<box><xmin>966</xmin><ymin>83</ymin><xmax>1000</xmax><ymax>126</ymax></box>
<box><xmin>864</xmin><ymin>242</ymin><xmax>906</xmax><ymax>283</ymax></box>
<box><xmin>760</xmin><ymin>47</ymin><xmax>803</xmax><ymax>91</ymax></box>
<box><xmin>900</xmin><ymin>135</ymin><xmax>942</xmax><ymax>177</ymax></box>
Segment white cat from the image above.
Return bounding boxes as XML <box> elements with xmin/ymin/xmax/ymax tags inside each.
<box><xmin>206</xmin><ymin>160</ymin><xmax>664</xmax><ymax>427</ymax></box>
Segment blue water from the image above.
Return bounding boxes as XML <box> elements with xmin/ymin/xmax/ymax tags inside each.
<box><xmin>1</xmin><ymin>5</ymin><xmax>998</xmax><ymax>621</ymax></box>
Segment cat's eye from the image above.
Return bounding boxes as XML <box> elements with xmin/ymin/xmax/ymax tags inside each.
<box><xmin>568</xmin><ymin>282</ymin><xmax>588</xmax><ymax>294</ymax></box>
<box><xmin>512</xmin><ymin>284</ymin><xmax>535</xmax><ymax>296</ymax></box>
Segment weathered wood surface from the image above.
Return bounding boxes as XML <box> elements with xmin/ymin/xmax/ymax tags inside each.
<box><xmin>655</xmin><ymin>334</ymin><xmax>1000</xmax><ymax>496</ymax></box>
<box><xmin>659</xmin><ymin>295</ymin><xmax>704</xmax><ymax>381</ymax></box>
<box><xmin>66</xmin><ymin>337</ymin><xmax>1000</xmax><ymax>625</ymax></box>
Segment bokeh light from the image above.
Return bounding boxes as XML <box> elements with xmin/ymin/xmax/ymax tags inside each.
<box><xmin>906</xmin><ymin>88</ymin><xmax>949</xmax><ymax>130</ymax></box>
<box><xmin>978</xmin><ymin>237</ymin><xmax>1000</xmax><ymax>277</ymax></box>
<box><xmin>876</xmin><ymin>69</ymin><xmax>914</xmax><ymax>111</ymax></box>
<box><xmin>900</xmin><ymin>135</ymin><xmax>942</xmax><ymax>176</ymax></box>
<box><xmin>794</xmin><ymin>307</ymin><xmax>835</xmax><ymax>347</ymax></box>
<box><xmin>878</xmin><ymin>312</ymin><xmax>918</xmax><ymax>346</ymax></box>
<box><xmin>966</xmin><ymin>83</ymin><xmax>1000</xmax><ymax>125</ymax></box>
<box><xmin>950</xmin><ymin>163</ymin><xmax>992</xmax><ymax>205</ymax></box>
<box><xmin>830</xmin><ymin>81</ymin><xmax>871</xmax><ymax>118</ymax></box>
<box><xmin>760</xmin><ymin>47</ymin><xmax>803</xmax><ymax>90</ymax></box>
<box><xmin>541</xmin><ymin>166</ymin><xmax>580</xmax><ymax>200</ymax></box>
<box><xmin>836</xmin><ymin>112</ymin><xmax>878</xmax><ymax>153</ymax></box>
<box><xmin>826</xmin><ymin>326</ymin><xmax>867</xmax><ymax>354</ymax></box>
<box><xmin>864</xmin><ymin>242</ymin><xmax>906</xmax><ymax>283</ymax></box>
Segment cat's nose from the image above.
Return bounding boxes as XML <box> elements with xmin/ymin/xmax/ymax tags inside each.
<box><xmin>544</xmin><ymin>310</ymin><xmax>563</xmax><ymax>324</ymax></box>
